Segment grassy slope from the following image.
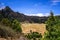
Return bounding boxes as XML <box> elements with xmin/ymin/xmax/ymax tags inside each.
<box><xmin>0</xmin><ymin>24</ymin><xmax>29</xmax><ymax>40</ymax></box>
<box><xmin>0</xmin><ymin>24</ymin><xmax>17</xmax><ymax>40</ymax></box>
<box><xmin>21</xmin><ymin>23</ymin><xmax>46</xmax><ymax>35</ymax></box>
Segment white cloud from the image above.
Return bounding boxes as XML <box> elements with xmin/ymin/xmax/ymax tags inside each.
<box><xmin>25</xmin><ymin>13</ymin><xmax>49</xmax><ymax>17</ymax></box>
<box><xmin>51</xmin><ymin>0</ymin><xmax>60</xmax><ymax>5</ymax></box>
<box><xmin>0</xmin><ymin>2</ymin><xmax>5</xmax><ymax>10</ymax></box>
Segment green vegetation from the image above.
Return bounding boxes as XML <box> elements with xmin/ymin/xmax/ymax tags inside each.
<box><xmin>25</xmin><ymin>30</ymin><xmax>42</xmax><ymax>40</ymax></box>
<box><xmin>43</xmin><ymin>11</ymin><xmax>60</xmax><ymax>40</ymax></box>
<box><xmin>0</xmin><ymin>18</ymin><xmax>22</xmax><ymax>33</ymax></box>
<box><xmin>12</xmin><ymin>19</ymin><xmax>22</xmax><ymax>32</ymax></box>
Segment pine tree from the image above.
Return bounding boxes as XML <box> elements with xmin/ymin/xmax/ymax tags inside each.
<box><xmin>44</xmin><ymin>11</ymin><xmax>60</xmax><ymax>40</ymax></box>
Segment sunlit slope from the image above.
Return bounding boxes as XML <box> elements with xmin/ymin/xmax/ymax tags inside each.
<box><xmin>21</xmin><ymin>23</ymin><xmax>46</xmax><ymax>35</ymax></box>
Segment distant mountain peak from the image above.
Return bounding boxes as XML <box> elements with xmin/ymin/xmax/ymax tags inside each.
<box><xmin>4</xmin><ymin>6</ymin><xmax>10</xmax><ymax>10</ymax></box>
<box><xmin>4</xmin><ymin>6</ymin><xmax>13</xmax><ymax>12</ymax></box>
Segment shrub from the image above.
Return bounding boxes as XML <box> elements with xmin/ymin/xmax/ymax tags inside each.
<box><xmin>11</xmin><ymin>19</ymin><xmax>22</xmax><ymax>33</ymax></box>
<box><xmin>25</xmin><ymin>31</ymin><xmax>42</xmax><ymax>40</ymax></box>
<box><xmin>1</xmin><ymin>18</ymin><xmax>11</xmax><ymax>26</ymax></box>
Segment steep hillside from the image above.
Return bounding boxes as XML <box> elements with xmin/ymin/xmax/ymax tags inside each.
<box><xmin>0</xmin><ymin>6</ymin><xmax>48</xmax><ymax>23</ymax></box>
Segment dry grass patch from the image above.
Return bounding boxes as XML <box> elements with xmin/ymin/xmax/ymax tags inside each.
<box><xmin>21</xmin><ymin>23</ymin><xmax>46</xmax><ymax>35</ymax></box>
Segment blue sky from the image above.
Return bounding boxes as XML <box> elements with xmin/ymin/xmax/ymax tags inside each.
<box><xmin>0</xmin><ymin>0</ymin><xmax>60</xmax><ymax>16</ymax></box>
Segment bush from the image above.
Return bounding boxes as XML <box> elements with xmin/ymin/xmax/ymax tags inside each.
<box><xmin>11</xmin><ymin>19</ymin><xmax>22</xmax><ymax>33</ymax></box>
<box><xmin>25</xmin><ymin>31</ymin><xmax>42</xmax><ymax>40</ymax></box>
<box><xmin>1</xmin><ymin>18</ymin><xmax>11</xmax><ymax>26</ymax></box>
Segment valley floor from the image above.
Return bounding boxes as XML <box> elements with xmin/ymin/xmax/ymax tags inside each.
<box><xmin>21</xmin><ymin>23</ymin><xmax>46</xmax><ymax>35</ymax></box>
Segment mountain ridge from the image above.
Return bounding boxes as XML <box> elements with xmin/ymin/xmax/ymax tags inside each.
<box><xmin>0</xmin><ymin>6</ymin><xmax>49</xmax><ymax>23</ymax></box>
